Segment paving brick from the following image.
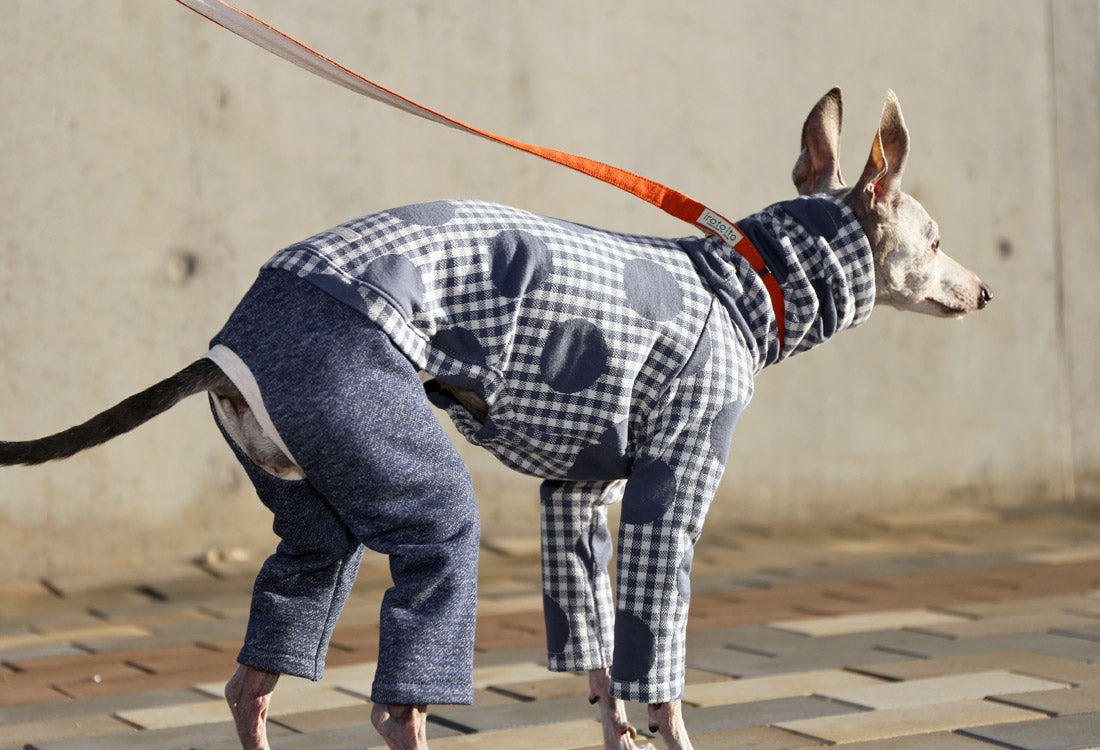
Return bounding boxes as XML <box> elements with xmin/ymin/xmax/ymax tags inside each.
<box><xmin>575</xmin><ymin>725</ymin><xmax>828</xmax><ymax>750</ymax></box>
<box><xmin>76</xmin><ymin>617</ymin><xmax>247</xmax><ymax>652</ymax></box>
<box><xmin>115</xmin><ymin>696</ymin><xmax>229</xmax><ymax>729</ymax></box>
<box><xmin>0</xmin><ymin>714</ymin><xmax>134</xmax><ymax>746</ymax></box>
<box><xmin>408</xmin><ymin>718</ymin><xmax>603</xmax><ymax>749</ymax></box>
<box><xmin>940</xmin><ymin>595</ymin><xmax>1100</xmax><ymax>620</ymax></box>
<box><xmin>993</xmin><ymin>683</ymin><xmax>1100</xmax><ymax>717</ymax></box>
<box><xmin>688</xmin><ymin>624</ymin><xmax>812</xmax><ymax>652</ymax></box>
<box><xmin>771</xmin><ymin>609</ymin><xmax>967</xmax><ymax>637</ymax></box>
<box><xmin>959</xmin><ymin>712</ymin><xmax>1100</xmax><ymax>749</ymax></box>
<box><xmin>0</xmin><ymin>681</ymin><xmax>67</xmax><ymax>707</ymax></box>
<box><xmin>821</xmin><ymin>671</ymin><xmax>1069</xmax><ymax>709</ymax></box>
<box><xmin>270</xmin><ymin>702</ymin><xmax>377</xmax><ymax>733</ymax></box>
<box><xmin>1053</xmin><ymin>623</ymin><xmax>1100</xmax><ymax>643</ymax></box>
<box><xmin>860</xmin><ymin>506</ymin><xmax>1003</xmax><ymax>530</ymax></box>
<box><xmin>0</xmin><ymin>688</ymin><xmax>209</xmax><ymax>725</ymax></box>
<box><xmin>26</xmin><ymin>720</ymin><xmax>294</xmax><ymax>749</ymax></box>
<box><xmin>428</xmin><ymin>694</ymin><xmax>597</xmax><ymax>732</ymax></box>
<box><xmin>474</xmin><ymin>613</ymin><xmax>546</xmax><ymax>651</ymax></box>
<box><xmin>837</xmin><ymin>730</ymin><xmax>1028</xmax><ymax>748</ymax></box>
<box><xmin>1</xmin><ymin>658</ymin><xmax>146</xmax><ymax>688</ymax></box>
<box><xmin>887</xmin><ymin>631</ymin><xmax>1100</xmax><ymax>662</ymax></box>
<box><xmin>0</xmin><ymin>643</ymin><xmax>88</xmax><ymax>664</ymax></box>
<box><xmin>0</xmin><ymin>624</ymin><xmax>151</xmax><ymax>653</ymax></box>
<box><xmin>487</xmin><ymin>671</ymin><xmax>590</xmax><ymax>701</ymax></box>
<box><xmin>687</xmin><ymin>633</ymin><xmax>934</xmax><ymax>679</ymax></box>
<box><xmin>680</xmin><ymin>695</ymin><xmax>865</xmax><ymax>733</ymax></box>
<box><xmin>684</xmin><ymin>668</ymin><xmax>884</xmax><ymax>707</ymax></box>
<box><xmin>687</xmin><ymin>725</ymin><xmax>828</xmax><ymax>749</ymax></box>
<box><xmin>52</xmin><ymin>663</ymin><xmax>239</xmax><ymax>699</ymax></box>
<box><xmin>914</xmin><ymin>613</ymin><xmax>1100</xmax><ymax>639</ymax></box>
<box><xmin>776</xmin><ymin>699</ymin><xmax>1044</xmax><ymax>744</ymax></box>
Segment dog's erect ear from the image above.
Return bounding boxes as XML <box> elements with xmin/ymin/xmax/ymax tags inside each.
<box><xmin>792</xmin><ymin>87</ymin><xmax>845</xmax><ymax>195</ymax></box>
<box><xmin>854</xmin><ymin>90</ymin><xmax>910</xmax><ymax>213</ymax></box>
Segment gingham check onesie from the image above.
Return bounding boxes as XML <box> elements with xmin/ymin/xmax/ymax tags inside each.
<box><xmin>261</xmin><ymin>194</ymin><xmax>875</xmax><ymax>702</ymax></box>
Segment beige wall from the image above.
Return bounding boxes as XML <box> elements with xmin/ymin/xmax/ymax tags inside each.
<box><xmin>1</xmin><ymin>1</ymin><xmax>1098</xmax><ymax>582</ymax></box>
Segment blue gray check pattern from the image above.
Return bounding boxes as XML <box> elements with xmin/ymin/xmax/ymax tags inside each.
<box><xmin>261</xmin><ymin>195</ymin><xmax>874</xmax><ymax>702</ymax></box>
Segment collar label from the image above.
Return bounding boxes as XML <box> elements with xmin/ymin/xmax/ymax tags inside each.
<box><xmin>697</xmin><ymin>208</ymin><xmax>744</xmax><ymax>246</ymax></box>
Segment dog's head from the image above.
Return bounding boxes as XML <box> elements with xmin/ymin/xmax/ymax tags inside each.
<box><xmin>792</xmin><ymin>88</ymin><xmax>992</xmax><ymax>317</ymax></box>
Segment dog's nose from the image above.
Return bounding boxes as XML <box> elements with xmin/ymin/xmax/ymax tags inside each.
<box><xmin>978</xmin><ymin>283</ymin><xmax>993</xmax><ymax>309</ymax></box>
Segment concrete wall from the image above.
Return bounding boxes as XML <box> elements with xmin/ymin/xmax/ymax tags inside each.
<box><xmin>1</xmin><ymin>1</ymin><xmax>1098</xmax><ymax>582</ymax></box>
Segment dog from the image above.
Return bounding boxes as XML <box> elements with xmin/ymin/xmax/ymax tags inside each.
<box><xmin>1</xmin><ymin>89</ymin><xmax>990</xmax><ymax>750</ymax></box>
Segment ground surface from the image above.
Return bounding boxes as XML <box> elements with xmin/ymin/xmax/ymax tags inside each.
<box><xmin>2</xmin><ymin>503</ymin><xmax>1100</xmax><ymax>749</ymax></box>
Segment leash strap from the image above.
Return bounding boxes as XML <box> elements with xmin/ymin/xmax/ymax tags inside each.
<box><xmin>174</xmin><ymin>0</ymin><xmax>787</xmax><ymax>347</ymax></box>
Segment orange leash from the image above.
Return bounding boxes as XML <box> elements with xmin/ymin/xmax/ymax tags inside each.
<box><xmin>174</xmin><ymin>0</ymin><xmax>786</xmax><ymax>346</ymax></box>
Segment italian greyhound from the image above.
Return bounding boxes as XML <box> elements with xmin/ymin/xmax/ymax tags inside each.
<box><xmin>1</xmin><ymin>89</ymin><xmax>990</xmax><ymax>750</ymax></box>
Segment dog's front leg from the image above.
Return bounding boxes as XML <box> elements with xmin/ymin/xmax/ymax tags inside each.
<box><xmin>648</xmin><ymin>699</ymin><xmax>693</xmax><ymax>750</ymax></box>
<box><xmin>589</xmin><ymin>668</ymin><xmax>656</xmax><ymax>750</ymax></box>
<box><xmin>224</xmin><ymin>664</ymin><xmax>279</xmax><ymax>750</ymax></box>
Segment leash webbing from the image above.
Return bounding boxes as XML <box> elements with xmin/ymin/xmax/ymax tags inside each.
<box><xmin>174</xmin><ymin>0</ymin><xmax>787</xmax><ymax>346</ymax></box>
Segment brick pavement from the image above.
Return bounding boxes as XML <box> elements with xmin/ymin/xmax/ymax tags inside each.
<box><xmin>1</xmin><ymin>503</ymin><xmax>1099</xmax><ymax>749</ymax></box>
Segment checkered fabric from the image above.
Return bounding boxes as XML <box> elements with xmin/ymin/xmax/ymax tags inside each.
<box><xmin>262</xmin><ymin>195</ymin><xmax>874</xmax><ymax>702</ymax></box>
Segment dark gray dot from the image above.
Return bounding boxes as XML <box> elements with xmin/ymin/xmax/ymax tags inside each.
<box><xmin>621</xmin><ymin>458</ymin><xmax>678</xmax><ymax>525</ymax></box>
<box><xmin>680</xmin><ymin>328</ymin><xmax>711</xmax><ymax>379</ymax></box>
<box><xmin>677</xmin><ymin>545</ymin><xmax>694</xmax><ymax>601</ymax></box>
<box><xmin>362</xmin><ymin>254</ymin><xmax>425</xmax><ymax>318</ymax></box>
<box><xmin>573</xmin><ymin>521</ymin><xmax>614</xmax><ymax>578</ymax></box>
<box><xmin>622</xmin><ymin>258</ymin><xmax>683</xmax><ymax>321</ymax></box>
<box><xmin>540</xmin><ymin>319</ymin><xmax>609</xmax><ymax>394</ymax></box>
<box><xmin>543</xmin><ymin>594</ymin><xmax>570</xmax><ymax>654</ymax></box>
<box><xmin>490</xmin><ymin>230</ymin><xmax>553</xmax><ymax>298</ymax></box>
<box><xmin>611</xmin><ymin>611</ymin><xmax>656</xmax><ymax>682</ymax></box>
<box><xmin>389</xmin><ymin>200</ymin><xmax>456</xmax><ymax>227</ymax></box>
<box><xmin>566</xmin><ymin>419</ymin><xmax>631</xmax><ymax>480</ymax></box>
<box><xmin>430</xmin><ymin>326</ymin><xmax>487</xmax><ymax>365</ymax></box>
<box><xmin>709</xmin><ymin>400</ymin><xmax>744</xmax><ymax>464</ymax></box>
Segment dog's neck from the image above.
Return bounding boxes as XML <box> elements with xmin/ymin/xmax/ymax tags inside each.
<box><xmin>681</xmin><ymin>195</ymin><xmax>875</xmax><ymax>371</ymax></box>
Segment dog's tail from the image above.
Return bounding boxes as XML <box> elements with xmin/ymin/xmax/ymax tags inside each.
<box><xmin>0</xmin><ymin>359</ymin><xmax>226</xmax><ymax>466</ymax></box>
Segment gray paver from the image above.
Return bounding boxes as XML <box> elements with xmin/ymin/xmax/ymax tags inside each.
<box><xmin>992</xmin><ymin>684</ymin><xmax>1100</xmax><ymax>717</ymax></box>
<box><xmin>959</xmin><ymin>712</ymin><xmax>1100</xmax><ymax>749</ymax></box>
<box><xmin>0</xmin><ymin>688</ymin><xmax>210</xmax><ymax>725</ymax></box>
<box><xmin>1053</xmin><ymin>623</ymin><xmax>1100</xmax><ymax>643</ymax></box>
<box><xmin>687</xmin><ymin>624</ymin><xmax>811</xmax><ymax>652</ymax></box>
<box><xmin>687</xmin><ymin>636</ymin><xmax>930</xmax><ymax>678</ymax></box>
<box><xmin>837</xmin><ymin>732</ymin><xmax>1005</xmax><ymax>748</ymax></box>
<box><xmin>893</xmin><ymin>632</ymin><xmax>1100</xmax><ymax>662</ymax></box>
<box><xmin>428</xmin><ymin>694</ymin><xmax>597</xmax><ymax>732</ymax></box>
<box><xmin>26</xmin><ymin>720</ymin><xmax>294</xmax><ymax>750</ymax></box>
<box><xmin>679</xmin><ymin>695</ymin><xmax>866</xmax><ymax>733</ymax></box>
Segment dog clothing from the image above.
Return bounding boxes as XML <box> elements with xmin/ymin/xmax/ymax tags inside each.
<box><xmin>210</xmin><ymin>195</ymin><xmax>874</xmax><ymax>704</ymax></box>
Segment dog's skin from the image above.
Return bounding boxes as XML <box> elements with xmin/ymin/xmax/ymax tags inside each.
<box><xmin>0</xmin><ymin>89</ymin><xmax>990</xmax><ymax>750</ymax></box>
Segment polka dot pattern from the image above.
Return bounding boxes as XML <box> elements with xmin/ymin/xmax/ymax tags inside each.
<box><xmin>362</xmin><ymin>255</ymin><xmax>425</xmax><ymax>319</ymax></box>
<box><xmin>620</xmin><ymin>458</ymin><xmax>678</xmax><ymax>525</ymax></box>
<box><xmin>429</xmin><ymin>326</ymin><xmax>487</xmax><ymax>366</ymax></box>
<box><xmin>708</xmin><ymin>400</ymin><xmax>744</xmax><ymax>464</ymax></box>
<box><xmin>539</xmin><ymin>319</ymin><xmax>609</xmax><ymax>394</ymax></box>
<box><xmin>566</xmin><ymin>419</ymin><xmax>631</xmax><ymax>480</ymax></box>
<box><xmin>490</xmin><ymin>230</ymin><xmax>553</xmax><ymax>299</ymax></box>
<box><xmin>622</xmin><ymin>258</ymin><xmax>683</xmax><ymax>322</ymax></box>
<box><xmin>611</xmin><ymin>611</ymin><xmax>656</xmax><ymax>682</ymax></box>
<box><xmin>389</xmin><ymin>200</ymin><xmax>456</xmax><ymax>227</ymax></box>
<box><xmin>543</xmin><ymin>594</ymin><xmax>570</xmax><ymax>654</ymax></box>
<box><xmin>680</xmin><ymin>327</ymin><xmax>711</xmax><ymax>380</ymax></box>
<box><xmin>677</xmin><ymin>545</ymin><xmax>694</xmax><ymax>601</ymax></box>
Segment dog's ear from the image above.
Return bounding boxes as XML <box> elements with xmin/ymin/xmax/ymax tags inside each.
<box><xmin>853</xmin><ymin>90</ymin><xmax>910</xmax><ymax>213</ymax></box>
<box><xmin>792</xmin><ymin>87</ymin><xmax>845</xmax><ymax>195</ymax></box>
